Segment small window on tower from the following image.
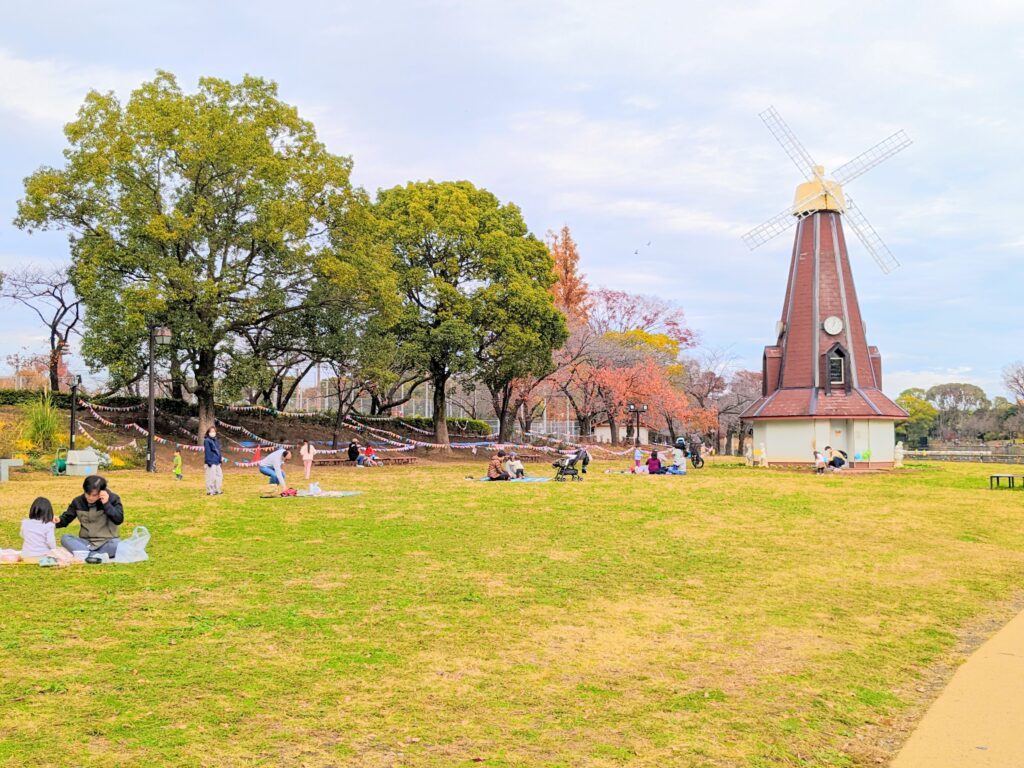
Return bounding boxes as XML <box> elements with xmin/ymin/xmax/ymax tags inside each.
<box><xmin>829</xmin><ymin>353</ymin><xmax>845</xmax><ymax>385</ymax></box>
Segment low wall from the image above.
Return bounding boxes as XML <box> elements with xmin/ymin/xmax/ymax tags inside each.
<box><xmin>906</xmin><ymin>451</ymin><xmax>1024</xmax><ymax>465</ymax></box>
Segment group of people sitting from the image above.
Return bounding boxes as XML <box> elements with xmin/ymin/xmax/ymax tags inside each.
<box><xmin>1</xmin><ymin>475</ymin><xmax>125</xmax><ymax>563</ymax></box>
<box><xmin>486</xmin><ymin>449</ymin><xmax>527</xmax><ymax>481</ymax></box>
<box><xmin>633</xmin><ymin>441</ymin><xmax>688</xmax><ymax>475</ymax></box>
<box><xmin>813</xmin><ymin>446</ymin><xmax>848</xmax><ymax>474</ymax></box>
<box><xmin>347</xmin><ymin>438</ymin><xmax>381</xmax><ymax>467</ymax></box>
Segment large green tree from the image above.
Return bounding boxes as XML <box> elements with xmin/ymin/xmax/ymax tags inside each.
<box><xmin>896</xmin><ymin>389</ymin><xmax>939</xmax><ymax>447</ymax></box>
<box><xmin>15</xmin><ymin>72</ymin><xmax>361</xmax><ymax>438</ymax></box>
<box><xmin>374</xmin><ymin>180</ymin><xmax>564</xmax><ymax>444</ymax></box>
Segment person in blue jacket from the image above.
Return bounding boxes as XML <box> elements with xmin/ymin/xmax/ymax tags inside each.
<box><xmin>203</xmin><ymin>426</ymin><xmax>224</xmax><ymax>495</ymax></box>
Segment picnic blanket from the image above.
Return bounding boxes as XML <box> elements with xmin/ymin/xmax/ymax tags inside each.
<box><xmin>472</xmin><ymin>476</ymin><xmax>551</xmax><ymax>483</ymax></box>
<box><xmin>261</xmin><ymin>488</ymin><xmax>361</xmax><ymax>498</ymax></box>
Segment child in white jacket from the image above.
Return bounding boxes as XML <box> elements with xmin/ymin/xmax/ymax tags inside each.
<box><xmin>21</xmin><ymin>497</ymin><xmax>57</xmax><ymax>560</ymax></box>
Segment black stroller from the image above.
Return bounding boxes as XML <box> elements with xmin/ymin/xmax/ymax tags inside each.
<box><xmin>553</xmin><ymin>448</ymin><xmax>590</xmax><ymax>481</ymax></box>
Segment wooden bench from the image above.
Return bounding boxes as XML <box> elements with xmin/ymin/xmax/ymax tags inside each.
<box><xmin>516</xmin><ymin>454</ymin><xmax>546</xmax><ymax>464</ymax></box>
<box><xmin>314</xmin><ymin>457</ymin><xmax>349</xmax><ymax>467</ymax></box>
<box><xmin>0</xmin><ymin>458</ymin><xmax>24</xmax><ymax>483</ymax></box>
<box><xmin>990</xmin><ymin>473</ymin><xmax>1024</xmax><ymax>489</ymax></box>
<box><xmin>380</xmin><ymin>456</ymin><xmax>418</xmax><ymax>466</ymax></box>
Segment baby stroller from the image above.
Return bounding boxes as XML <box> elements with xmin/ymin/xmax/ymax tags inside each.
<box><xmin>553</xmin><ymin>448</ymin><xmax>590</xmax><ymax>481</ymax></box>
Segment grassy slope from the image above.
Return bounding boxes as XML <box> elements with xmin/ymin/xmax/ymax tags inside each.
<box><xmin>1</xmin><ymin>460</ymin><xmax>1023</xmax><ymax>767</ymax></box>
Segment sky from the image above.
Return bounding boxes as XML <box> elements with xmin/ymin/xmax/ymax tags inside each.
<box><xmin>0</xmin><ymin>0</ymin><xmax>1021</xmax><ymax>398</ymax></box>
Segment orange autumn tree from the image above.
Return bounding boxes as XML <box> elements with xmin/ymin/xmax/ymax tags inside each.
<box><xmin>546</xmin><ymin>226</ymin><xmax>590</xmax><ymax>321</ymax></box>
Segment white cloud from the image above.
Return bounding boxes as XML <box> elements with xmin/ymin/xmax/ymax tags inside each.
<box><xmin>0</xmin><ymin>47</ymin><xmax>146</xmax><ymax>127</ymax></box>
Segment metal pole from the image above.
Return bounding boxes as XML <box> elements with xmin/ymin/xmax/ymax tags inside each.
<box><xmin>69</xmin><ymin>378</ymin><xmax>78</xmax><ymax>450</ymax></box>
<box><xmin>147</xmin><ymin>326</ymin><xmax>156</xmax><ymax>473</ymax></box>
<box><xmin>634</xmin><ymin>411</ymin><xmax>640</xmax><ymax>448</ymax></box>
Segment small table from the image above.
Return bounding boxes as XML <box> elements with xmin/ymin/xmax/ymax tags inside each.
<box><xmin>990</xmin><ymin>474</ymin><xmax>1022</xmax><ymax>489</ymax></box>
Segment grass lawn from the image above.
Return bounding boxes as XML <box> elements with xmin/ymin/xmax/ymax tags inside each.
<box><xmin>1</xmin><ymin>459</ymin><xmax>1023</xmax><ymax>767</ymax></box>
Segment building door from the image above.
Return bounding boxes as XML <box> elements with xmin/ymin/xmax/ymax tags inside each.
<box><xmin>829</xmin><ymin>420</ymin><xmax>849</xmax><ymax>457</ymax></box>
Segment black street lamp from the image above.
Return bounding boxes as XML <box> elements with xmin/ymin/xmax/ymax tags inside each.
<box><xmin>627</xmin><ymin>402</ymin><xmax>648</xmax><ymax>447</ymax></box>
<box><xmin>147</xmin><ymin>326</ymin><xmax>172</xmax><ymax>473</ymax></box>
<box><xmin>68</xmin><ymin>374</ymin><xmax>82</xmax><ymax>450</ymax></box>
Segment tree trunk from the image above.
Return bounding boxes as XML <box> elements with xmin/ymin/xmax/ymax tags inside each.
<box><xmin>195</xmin><ymin>349</ymin><xmax>217</xmax><ymax>443</ymax></box>
<box><xmin>332</xmin><ymin>397</ymin><xmax>345</xmax><ymax>449</ymax></box>
<box><xmin>738</xmin><ymin>425</ymin><xmax>747</xmax><ymax>457</ymax></box>
<box><xmin>431</xmin><ymin>370</ymin><xmax>449</xmax><ymax>445</ymax></box>
<box><xmin>48</xmin><ymin>330</ymin><xmax>61</xmax><ymax>392</ymax></box>
<box><xmin>491</xmin><ymin>383</ymin><xmax>517</xmax><ymax>443</ymax></box>
<box><xmin>279</xmin><ymin>362</ymin><xmax>315</xmax><ymax>412</ymax></box>
<box><xmin>608</xmin><ymin>417</ymin><xmax>620</xmax><ymax>445</ymax></box>
<box><xmin>170</xmin><ymin>352</ymin><xmax>186</xmax><ymax>401</ymax></box>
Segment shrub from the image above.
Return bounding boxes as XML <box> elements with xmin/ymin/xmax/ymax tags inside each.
<box><xmin>392</xmin><ymin>415</ymin><xmax>492</xmax><ymax>436</ymax></box>
<box><xmin>22</xmin><ymin>394</ymin><xmax>65</xmax><ymax>451</ymax></box>
<box><xmin>0</xmin><ymin>413</ymin><xmax>24</xmax><ymax>458</ymax></box>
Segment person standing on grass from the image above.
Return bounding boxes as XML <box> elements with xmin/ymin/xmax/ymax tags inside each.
<box><xmin>258</xmin><ymin>447</ymin><xmax>292</xmax><ymax>487</ymax></box>
<box><xmin>633</xmin><ymin>445</ymin><xmax>643</xmax><ymax>473</ymax></box>
<box><xmin>300</xmin><ymin>439</ymin><xmax>317</xmax><ymax>480</ymax></box>
<box><xmin>203</xmin><ymin>427</ymin><xmax>223</xmax><ymax>496</ymax></box>
<box><xmin>173</xmin><ymin>446</ymin><xmax>183</xmax><ymax>481</ymax></box>
<box><xmin>57</xmin><ymin>475</ymin><xmax>124</xmax><ymax>558</ymax></box>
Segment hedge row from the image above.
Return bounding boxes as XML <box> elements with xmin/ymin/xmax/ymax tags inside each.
<box><xmin>0</xmin><ymin>390</ymin><xmax>194</xmax><ymax>415</ymax></box>
<box><xmin>393</xmin><ymin>415</ymin><xmax>492</xmax><ymax>436</ymax></box>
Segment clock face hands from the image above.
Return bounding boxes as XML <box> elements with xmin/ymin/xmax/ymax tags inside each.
<box><xmin>823</xmin><ymin>316</ymin><xmax>844</xmax><ymax>335</ymax></box>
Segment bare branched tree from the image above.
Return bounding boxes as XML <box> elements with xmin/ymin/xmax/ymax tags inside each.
<box><xmin>1004</xmin><ymin>362</ymin><xmax>1024</xmax><ymax>403</ymax></box>
<box><xmin>0</xmin><ymin>266</ymin><xmax>82</xmax><ymax>391</ymax></box>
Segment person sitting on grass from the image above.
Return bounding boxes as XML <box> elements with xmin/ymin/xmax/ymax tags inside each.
<box><xmin>258</xmin><ymin>447</ymin><xmax>292</xmax><ymax>487</ymax></box>
<box><xmin>347</xmin><ymin>438</ymin><xmax>361</xmax><ymax>463</ymax></box>
<box><xmin>504</xmin><ymin>451</ymin><xmax>525</xmax><ymax>479</ymax></box>
<box><xmin>646</xmin><ymin>450</ymin><xmax>665</xmax><ymax>475</ymax></box>
<box><xmin>57</xmin><ymin>475</ymin><xmax>124</xmax><ymax>559</ymax></box>
<box><xmin>363</xmin><ymin>444</ymin><xmax>380</xmax><ymax>467</ymax></box>
<box><xmin>21</xmin><ymin>497</ymin><xmax>57</xmax><ymax>561</ymax></box>
<box><xmin>487</xmin><ymin>449</ymin><xmax>512</xmax><ymax>481</ymax></box>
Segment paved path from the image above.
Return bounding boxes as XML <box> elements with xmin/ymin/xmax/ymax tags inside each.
<box><xmin>891</xmin><ymin>609</ymin><xmax>1024</xmax><ymax>767</ymax></box>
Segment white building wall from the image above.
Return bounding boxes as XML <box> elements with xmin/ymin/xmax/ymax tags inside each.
<box><xmin>753</xmin><ymin>418</ymin><xmax>897</xmax><ymax>465</ymax></box>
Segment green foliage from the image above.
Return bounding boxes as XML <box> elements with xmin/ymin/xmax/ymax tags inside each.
<box><xmin>395</xmin><ymin>415</ymin><xmax>491</xmax><ymax>436</ymax></box>
<box><xmin>22</xmin><ymin>394</ymin><xmax>64</xmax><ymax>451</ymax></box>
<box><xmin>15</xmin><ymin>71</ymin><xmax>364</xmax><ymax>430</ymax></box>
<box><xmin>373</xmin><ymin>180</ymin><xmax>566</xmax><ymax>440</ymax></box>
<box><xmin>896</xmin><ymin>389</ymin><xmax>939</xmax><ymax>447</ymax></box>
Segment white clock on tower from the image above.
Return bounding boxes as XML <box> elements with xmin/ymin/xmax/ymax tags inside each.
<box><xmin>823</xmin><ymin>315</ymin><xmax>844</xmax><ymax>336</ymax></box>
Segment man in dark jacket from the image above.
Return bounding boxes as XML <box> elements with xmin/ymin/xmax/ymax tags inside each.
<box><xmin>57</xmin><ymin>475</ymin><xmax>124</xmax><ymax>558</ymax></box>
<box><xmin>204</xmin><ymin>426</ymin><xmax>223</xmax><ymax>495</ymax></box>
<box><xmin>347</xmin><ymin>439</ymin><xmax>360</xmax><ymax>463</ymax></box>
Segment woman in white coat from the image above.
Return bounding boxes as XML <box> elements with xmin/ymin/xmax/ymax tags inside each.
<box><xmin>299</xmin><ymin>440</ymin><xmax>318</xmax><ymax>480</ymax></box>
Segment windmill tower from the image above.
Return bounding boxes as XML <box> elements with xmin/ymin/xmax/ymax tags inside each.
<box><xmin>740</xmin><ymin>107</ymin><xmax>910</xmax><ymax>467</ymax></box>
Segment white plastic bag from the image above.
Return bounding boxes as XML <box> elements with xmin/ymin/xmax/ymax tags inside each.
<box><xmin>115</xmin><ymin>526</ymin><xmax>150</xmax><ymax>564</ymax></box>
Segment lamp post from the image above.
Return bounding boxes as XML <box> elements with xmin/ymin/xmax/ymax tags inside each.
<box><xmin>147</xmin><ymin>326</ymin><xmax>172</xmax><ymax>473</ymax></box>
<box><xmin>627</xmin><ymin>402</ymin><xmax>648</xmax><ymax>447</ymax></box>
<box><xmin>68</xmin><ymin>374</ymin><xmax>82</xmax><ymax>450</ymax></box>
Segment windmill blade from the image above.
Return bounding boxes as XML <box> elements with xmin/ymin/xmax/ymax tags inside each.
<box><xmin>832</xmin><ymin>130</ymin><xmax>912</xmax><ymax>186</ymax></box>
<box><xmin>760</xmin><ymin>106</ymin><xmax>819</xmax><ymax>181</ymax></box>
<box><xmin>842</xmin><ymin>195</ymin><xmax>900</xmax><ymax>273</ymax></box>
<box><xmin>742</xmin><ymin>185</ymin><xmax>837</xmax><ymax>250</ymax></box>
